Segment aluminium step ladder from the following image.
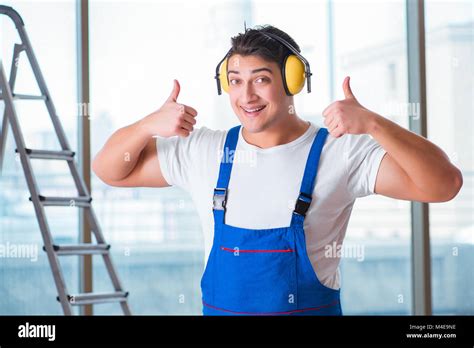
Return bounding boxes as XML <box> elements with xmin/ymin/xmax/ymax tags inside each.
<box><xmin>0</xmin><ymin>5</ymin><xmax>131</xmax><ymax>315</ymax></box>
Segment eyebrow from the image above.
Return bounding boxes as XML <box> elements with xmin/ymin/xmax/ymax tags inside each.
<box><xmin>227</xmin><ymin>67</ymin><xmax>273</xmax><ymax>76</ymax></box>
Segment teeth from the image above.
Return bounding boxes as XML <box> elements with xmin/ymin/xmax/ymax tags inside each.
<box><xmin>243</xmin><ymin>106</ymin><xmax>265</xmax><ymax>112</ymax></box>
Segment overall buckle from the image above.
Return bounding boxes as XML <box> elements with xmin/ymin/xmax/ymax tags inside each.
<box><xmin>213</xmin><ymin>188</ymin><xmax>227</xmax><ymax>211</ymax></box>
<box><xmin>294</xmin><ymin>192</ymin><xmax>312</xmax><ymax>217</ymax></box>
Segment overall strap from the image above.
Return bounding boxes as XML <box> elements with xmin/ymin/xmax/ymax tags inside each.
<box><xmin>293</xmin><ymin>127</ymin><xmax>329</xmax><ymax>218</ymax></box>
<box><xmin>213</xmin><ymin>125</ymin><xmax>241</xmax><ymax>224</ymax></box>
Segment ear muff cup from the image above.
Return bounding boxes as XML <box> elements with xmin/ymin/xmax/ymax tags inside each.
<box><xmin>219</xmin><ymin>58</ymin><xmax>230</xmax><ymax>94</ymax></box>
<box><xmin>282</xmin><ymin>54</ymin><xmax>306</xmax><ymax>95</ymax></box>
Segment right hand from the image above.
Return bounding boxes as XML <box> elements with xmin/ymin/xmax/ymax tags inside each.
<box><xmin>141</xmin><ymin>79</ymin><xmax>198</xmax><ymax>138</ymax></box>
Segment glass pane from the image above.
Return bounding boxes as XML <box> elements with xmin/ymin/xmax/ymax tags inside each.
<box><xmin>0</xmin><ymin>0</ymin><xmax>78</xmax><ymax>314</ymax></box>
<box><xmin>332</xmin><ymin>0</ymin><xmax>412</xmax><ymax>314</ymax></box>
<box><xmin>425</xmin><ymin>0</ymin><xmax>474</xmax><ymax>315</ymax></box>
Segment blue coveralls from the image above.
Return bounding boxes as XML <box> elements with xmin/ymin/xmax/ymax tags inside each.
<box><xmin>201</xmin><ymin>125</ymin><xmax>342</xmax><ymax>315</ymax></box>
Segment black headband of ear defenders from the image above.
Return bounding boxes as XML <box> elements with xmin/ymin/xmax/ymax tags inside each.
<box><xmin>214</xmin><ymin>29</ymin><xmax>312</xmax><ymax>95</ymax></box>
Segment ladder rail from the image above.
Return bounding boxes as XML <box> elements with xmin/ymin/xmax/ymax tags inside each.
<box><xmin>0</xmin><ymin>5</ymin><xmax>24</xmax><ymax>29</ymax></box>
<box><xmin>0</xmin><ymin>61</ymin><xmax>73</xmax><ymax>315</ymax></box>
<box><xmin>0</xmin><ymin>44</ymin><xmax>23</xmax><ymax>173</ymax></box>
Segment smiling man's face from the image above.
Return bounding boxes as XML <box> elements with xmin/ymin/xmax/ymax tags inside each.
<box><xmin>227</xmin><ymin>54</ymin><xmax>294</xmax><ymax>134</ymax></box>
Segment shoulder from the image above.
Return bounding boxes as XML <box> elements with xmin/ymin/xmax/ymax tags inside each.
<box><xmin>322</xmin><ymin>130</ymin><xmax>380</xmax><ymax>157</ymax></box>
<box><xmin>191</xmin><ymin>126</ymin><xmax>227</xmax><ymax>145</ymax></box>
<box><xmin>318</xmin><ymin>129</ymin><xmax>382</xmax><ymax>176</ymax></box>
<box><xmin>155</xmin><ymin>126</ymin><xmax>229</xmax><ymax>190</ymax></box>
<box><xmin>186</xmin><ymin>127</ymin><xmax>229</xmax><ymax>156</ymax></box>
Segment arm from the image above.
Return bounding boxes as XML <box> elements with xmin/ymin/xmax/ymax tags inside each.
<box><xmin>322</xmin><ymin>76</ymin><xmax>463</xmax><ymax>203</ymax></box>
<box><xmin>369</xmin><ymin>116</ymin><xmax>462</xmax><ymax>202</ymax></box>
<box><xmin>92</xmin><ymin>80</ymin><xmax>198</xmax><ymax>187</ymax></box>
<box><xmin>92</xmin><ymin>122</ymin><xmax>167</xmax><ymax>188</ymax></box>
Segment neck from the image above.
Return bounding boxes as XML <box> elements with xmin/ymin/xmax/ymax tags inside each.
<box><xmin>242</xmin><ymin>115</ymin><xmax>310</xmax><ymax>149</ymax></box>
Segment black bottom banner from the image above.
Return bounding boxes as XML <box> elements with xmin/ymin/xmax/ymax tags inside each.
<box><xmin>0</xmin><ymin>315</ymin><xmax>472</xmax><ymax>346</ymax></box>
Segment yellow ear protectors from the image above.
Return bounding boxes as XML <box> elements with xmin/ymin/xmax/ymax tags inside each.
<box><xmin>217</xmin><ymin>56</ymin><xmax>230</xmax><ymax>94</ymax></box>
<box><xmin>282</xmin><ymin>54</ymin><xmax>306</xmax><ymax>95</ymax></box>
<box><xmin>214</xmin><ymin>31</ymin><xmax>312</xmax><ymax>96</ymax></box>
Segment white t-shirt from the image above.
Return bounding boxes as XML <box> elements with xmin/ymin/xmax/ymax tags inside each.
<box><xmin>156</xmin><ymin>122</ymin><xmax>387</xmax><ymax>289</ymax></box>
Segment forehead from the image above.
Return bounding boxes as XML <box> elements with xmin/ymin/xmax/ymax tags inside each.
<box><xmin>227</xmin><ymin>54</ymin><xmax>278</xmax><ymax>72</ymax></box>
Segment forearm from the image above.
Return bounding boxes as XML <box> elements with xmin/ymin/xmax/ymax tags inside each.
<box><xmin>368</xmin><ymin>114</ymin><xmax>461</xmax><ymax>195</ymax></box>
<box><xmin>92</xmin><ymin>118</ymin><xmax>151</xmax><ymax>182</ymax></box>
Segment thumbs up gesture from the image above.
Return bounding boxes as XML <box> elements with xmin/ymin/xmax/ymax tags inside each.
<box><xmin>322</xmin><ymin>76</ymin><xmax>378</xmax><ymax>138</ymax></box>
<box><xmin>141</xmin><ymin>79</ymin><xmax>198</xmax><ymax>138</ymax></box>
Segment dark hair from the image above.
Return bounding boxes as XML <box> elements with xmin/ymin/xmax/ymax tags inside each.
<box><xmin>228</xmin><ymin>25</ymin><xmax>301</xmax><ymax>69</ymax></box>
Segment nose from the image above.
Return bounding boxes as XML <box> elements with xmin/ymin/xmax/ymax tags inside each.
<box><xmin>241</xmin><ymin>82</ymin><xmax>258</xmax><ymax>104</ymax></box>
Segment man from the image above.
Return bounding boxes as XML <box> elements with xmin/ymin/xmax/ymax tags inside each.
<box><xmin>92</xmin><ymin>25</ymin><xmax>463</xmax><ymax>315</ymax></box>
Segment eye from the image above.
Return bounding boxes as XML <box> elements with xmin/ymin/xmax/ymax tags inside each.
<box><xmin>229</xmin><ymin>79</ymin><xmax>240</xmax><ymax>85</ymax></box>
<box><xmin>255</xmin><ymin>77</ymin><xmax>269</xmax><ymax>84</ymax></box>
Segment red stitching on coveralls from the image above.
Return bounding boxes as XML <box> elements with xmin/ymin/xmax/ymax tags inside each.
<box><xmin>202</xmin><ymin>299</ymin><xmax>340</xmax><ymax>315</ymax></box>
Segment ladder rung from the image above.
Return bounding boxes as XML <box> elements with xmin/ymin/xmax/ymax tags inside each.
<box><xmin>0</xmin><ymin>93</ymin><xmax>46</xmax><ymax>100</ymax></box>
<box><xmin>12</xmin><ymin>93</ymin><xmax>47</xmax><ymax>100</ymax></box>
<box><xmin>16</xmin><ymin>148</ymin><xmax>75</xmax><ymax>160</ymax></box>
<box><xmin>43</xmin><ymin>243</ymin><xmax>110</xmax><ymax>256</ymax></box>
<box><xmin>57</xmin><ymin>292</ymin><xmax>129</xmax><ymax>306</ymax></box>
<box><xmin>30</xmin><ymin>195</ymin><xmax>92</xmax><ymax>207</ymax></box>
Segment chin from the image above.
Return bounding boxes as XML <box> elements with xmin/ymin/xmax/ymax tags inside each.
<box><xmin>238</xmin><ymin>118</ymin><xmax>267</xmax><ymax>134</ymax></box>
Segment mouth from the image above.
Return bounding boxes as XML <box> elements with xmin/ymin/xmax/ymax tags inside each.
<box><xmin>240</xmin><ymin>105</ymin><xmax>267</xmax><ymax>117</ymax></box>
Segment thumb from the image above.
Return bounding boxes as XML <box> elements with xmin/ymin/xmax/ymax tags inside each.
<box><xmin>167</xmin><ymin>79</ymin><xmax>180</xmax><ymax>102</ymax></box>
<box><xmin>343</xmin><ymin>76</ymin><xmax>356</xmax><ymax>100</ymax></box>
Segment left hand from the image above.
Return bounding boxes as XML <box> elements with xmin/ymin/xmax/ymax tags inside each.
<box><xmin>322</xmin><ymin>76</ymin><xmax>379</xmax><ymax>138</ymax></box>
